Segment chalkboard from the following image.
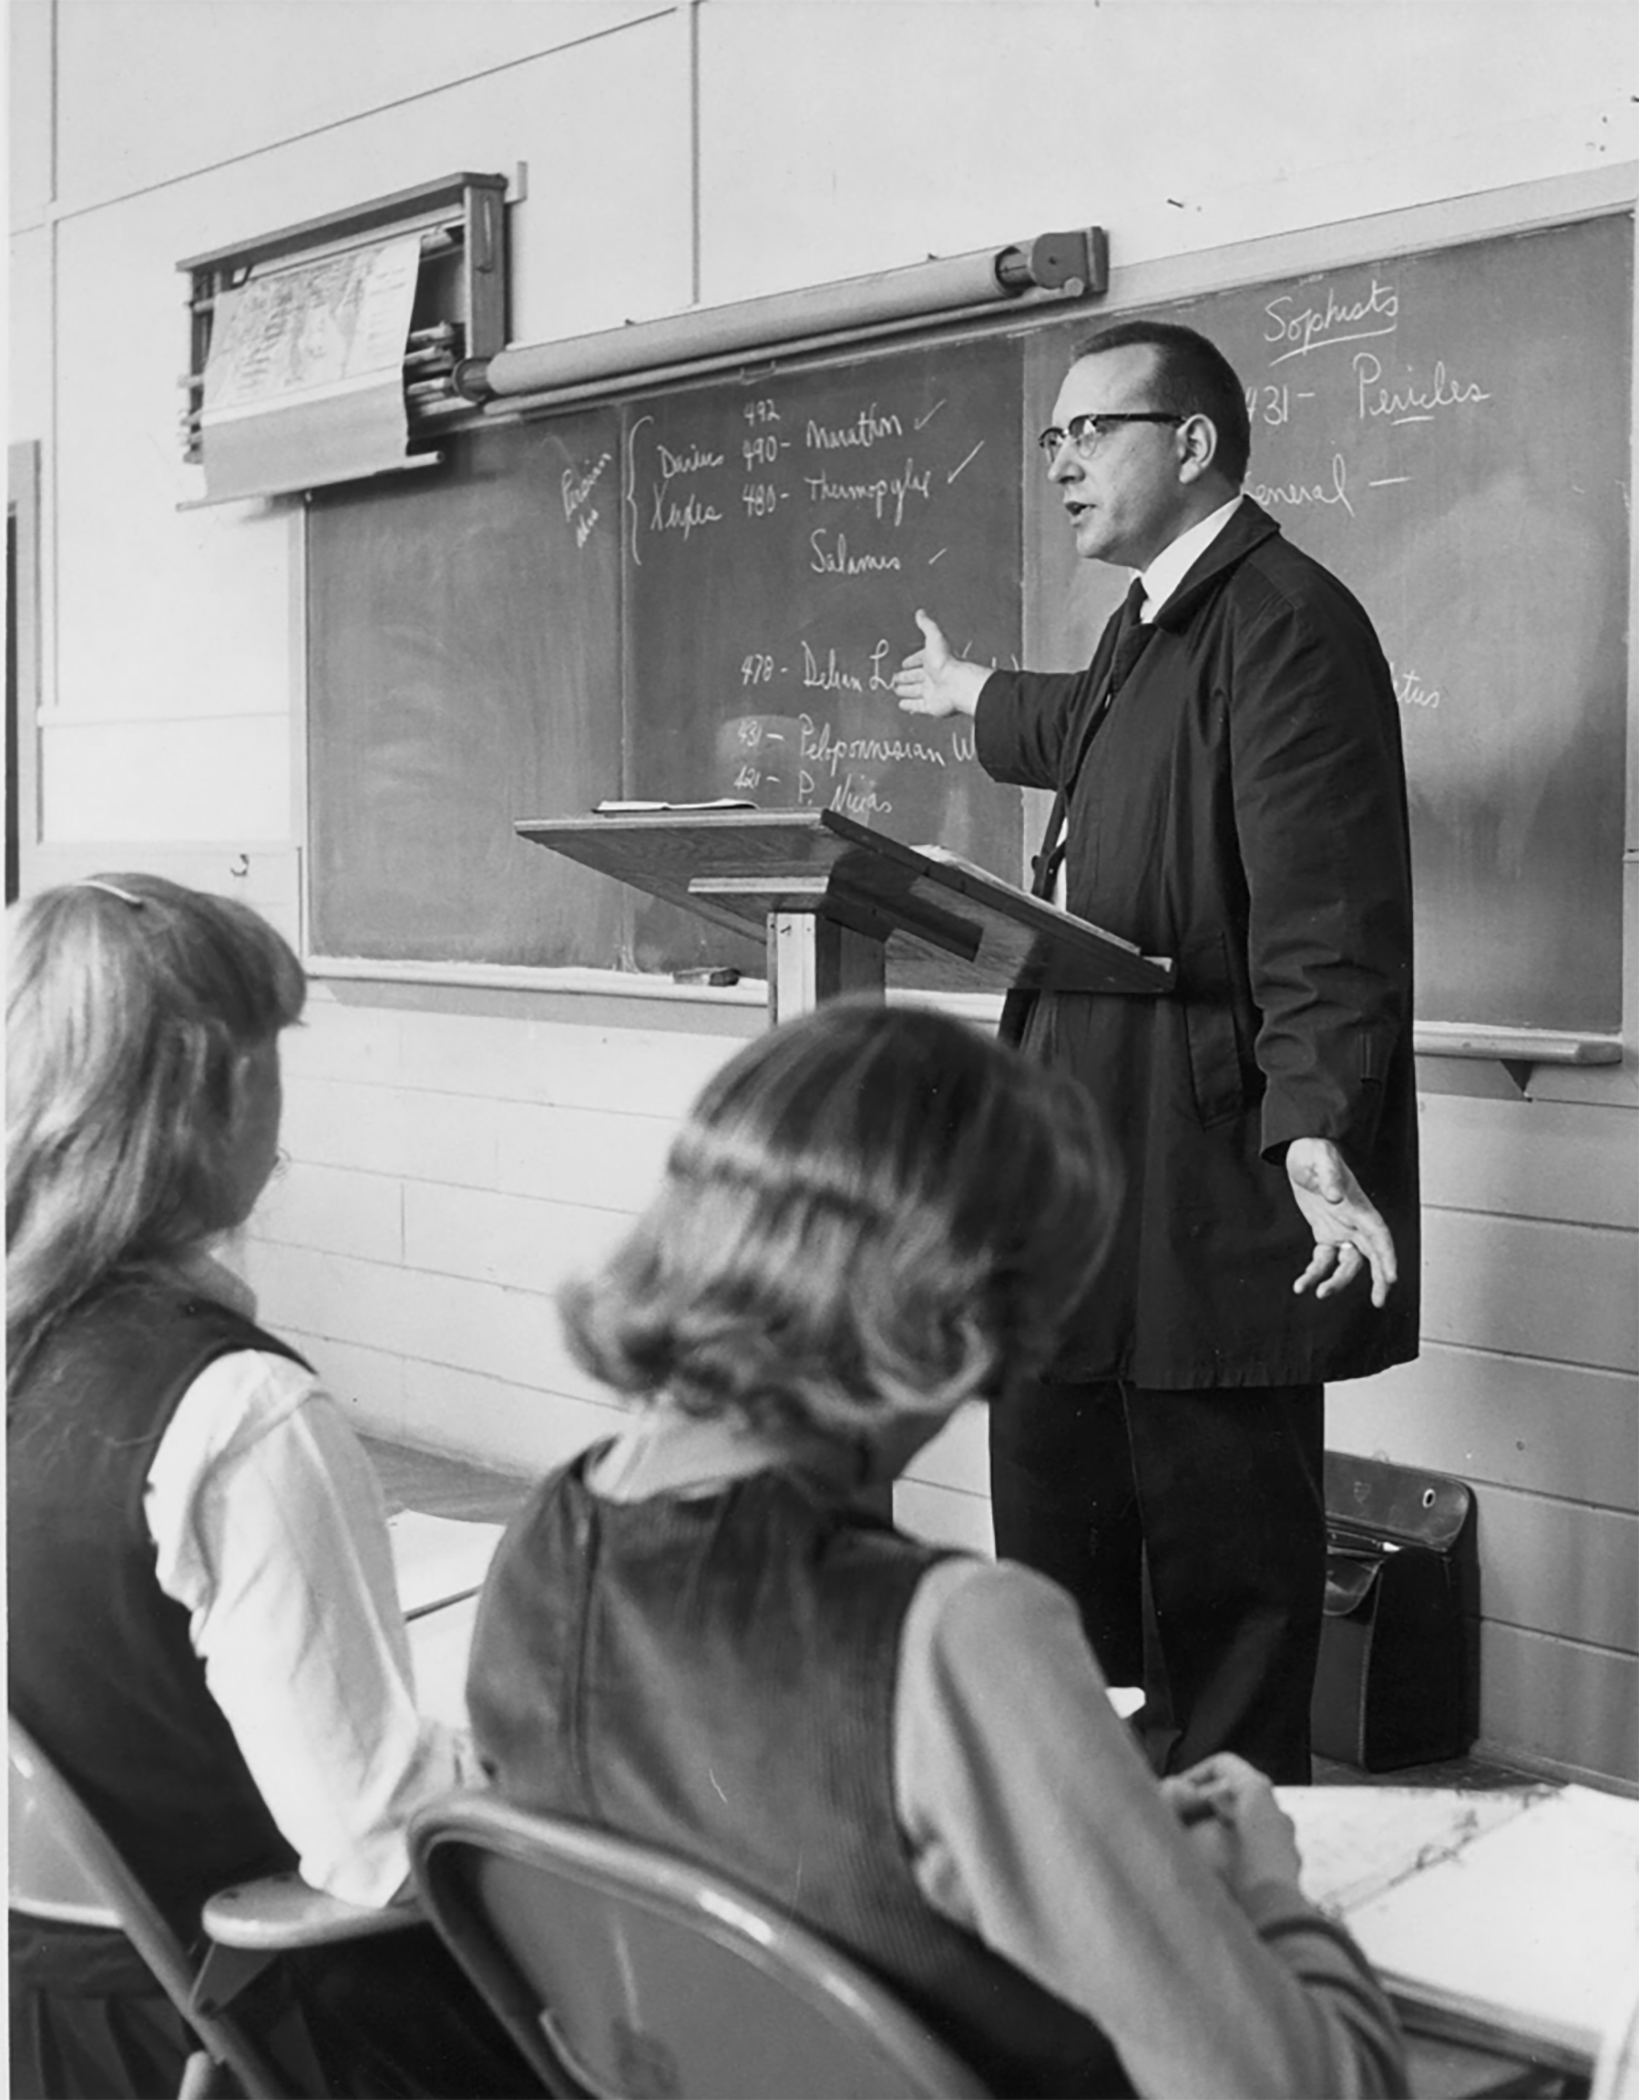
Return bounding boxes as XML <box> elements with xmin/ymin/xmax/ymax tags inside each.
<box><xmin>308</xmin><ymin>332</ymin><xmax>1023</xmax><ymax>977</ymax></box>
<box><xmin>619</xmin><ymin>334</ymin><xmax>1023</xmax><ymax>973</ymax></box>
<box><xmin>1026</xmin><ymin>211</ymin><xmax>1632</xmax><ymax>1034</ymax></box>
<box><xmin>308</xmin><ymin>413</ymin><xmax>624</xmax><ymax>966</ymax></box>
<box><xmin>307</xmin><ymin>203</ymin><xmax>1632</xmax><ymax>1033</ymax></box>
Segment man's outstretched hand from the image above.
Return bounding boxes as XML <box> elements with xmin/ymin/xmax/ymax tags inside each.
<box><xmin>1286</xmin><ymin>1137</ymin><xmax>1398</xmax><ymax>1307</ymax></box>
<box><xmin>891</xmin><ymin>610</ymin><xmax>989</xmax><ymax>719</ymax></box>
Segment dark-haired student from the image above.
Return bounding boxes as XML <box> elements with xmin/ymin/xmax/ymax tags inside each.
<box><xmin>468</xmin><ymin>1000</ymin><xmax>1407</xmax><ymax>2100</ymax></box>
<box><xmin>895</xmin><ymin>319</ymin><xmax>1419</xmax><ymax>1785</ymax></box>
<box><xmin>7</xmin><ymin>875</ymin><xmax>540</xmax><ymax>2099</ymax></box>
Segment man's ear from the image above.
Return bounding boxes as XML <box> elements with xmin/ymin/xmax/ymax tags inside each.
<box><xmin>1177</xmin><ymin>412</ymin><xmax>1219</xmax><ymax>484</ymax></box>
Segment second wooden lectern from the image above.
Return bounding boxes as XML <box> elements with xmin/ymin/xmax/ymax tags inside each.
<box><xmin>516</xmin><ymin>808</ymin><xmax>1173</xmax><ymax>1021</ymax></box>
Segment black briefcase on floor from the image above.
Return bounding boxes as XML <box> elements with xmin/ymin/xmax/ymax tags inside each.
<box><xmin>1311</xmin><ymin>1451</ymin><xmax>1476</xmax><ymax>1771</ymax></box>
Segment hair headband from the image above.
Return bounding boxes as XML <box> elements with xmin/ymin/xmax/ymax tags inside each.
<box><xmin>74</xmin><ymin>879</ymin><xmax>147</xmax><ymax>908</ymax></box>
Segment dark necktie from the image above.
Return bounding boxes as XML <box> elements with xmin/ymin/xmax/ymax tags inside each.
<box><xmin>1107</xmin><ymin>575</ymin><xmax>1153</xmax><ymax>694</ymax></box>
<box><xmin>1025</xmin><ymin>578</ymin><xmax>1154</xmax><ymax>906</ymax></box>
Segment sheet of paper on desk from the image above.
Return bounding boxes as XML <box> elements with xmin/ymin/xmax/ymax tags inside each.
<box><xmin>407</xmin><ymin>1593</ymin><xmax>481</xmax><ymax>1731</ymax></box>
<box><xmin>1278</xmin><ymin>1784</ymin><xmax>1639</xmax><ymax>2063</ymax></box>
<box><xmin>388</xmin><ymin>1510</ymin><xmax>506</xmax><ymax>1620</ymax></box>
<box><xmin>1281</xmin><ymin>1785</ymin><xmax>1536</xmax><ymax>1913</ymax></box>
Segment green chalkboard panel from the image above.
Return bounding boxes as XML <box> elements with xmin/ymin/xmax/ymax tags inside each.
<box><xmin>306</xmin><ymin>204</ymin><xmax>1631</xmax><ymax>1033</ymax></box>
<box><xmin>308</xmin><ymin>413</ymin><xmax>624</xmax><ymax>967</ymax></box>
<box><xmin>1026</xmin><ymin>210</ymin><xmax>1632</xmax><ymax>1034</ymax></box>
<box><xmin>619</xmin><ymin>332</ymin><xmax>1023</xmax><ymax>972</ymax></box>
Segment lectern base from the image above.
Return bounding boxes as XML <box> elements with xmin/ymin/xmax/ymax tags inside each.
<box><xmin>767</xmin><ymin>911</ymin><xmax>887</xmax><ymax>1024</ymax></box>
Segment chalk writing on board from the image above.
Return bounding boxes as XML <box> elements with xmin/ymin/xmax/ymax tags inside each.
<box><xmin>802</xmin><ymin>462</ymin><xmax>933</xmax><ymax>522</ymax></box>
<box><xmin>1241</xmin><ymin>328</ymin><xmax>1493</xmax><ymax>523</ymax></box>
<box><xmin>1263</xmin><ymin>275</ymin><xmax>1400</xmax><ymax>361</ymax></box>
<box><xmin>621</xmin><ymin>330</ymin><xmax>1024</xmax><ymax>958</ymax></box>
<box><xmin>561</xmin><ymin>450</ymin><xmax>612</xmax><ymax>548</ymax></box>
<box><xmin>1028</xmin><ymin>212</ymin><xmax>1630</xmax><ymax>1032</ymax></box>
<box><xmin>1354</xmin><ymin>353</ymin><xmax>1491</xmax><ymax>422</ymax></box>
<box><xmin>307</xmin><ymin>211</ymin><xmax>1625</xmax><ymax>1012</ymax></box>
<box><xmin>1247</xmin><ymin>454</ymin><xmax>1355</xmax><ymax>517</ymax></box>
<box><xmin>1391</xmin><ymin>663</ymin><xmax>1444</xmax><ymax>711</ymax></box>
<box><xmin>658</xmin><ymin>440</ymin><xmax>724</xmax><ymax>479</ymax></box>
<box><xmin>809</xmin><ymin>531</ymin><xmax>903</xmax><ymax>574</ymax></box>
<box><xmin>806</xmin><ymin>404</ymin><xmax>903</xmax><ymax>449</ymax></box>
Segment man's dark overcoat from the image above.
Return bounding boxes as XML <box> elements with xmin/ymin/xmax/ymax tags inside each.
<box><xmin>976</xmin><ymin>498</ymin><xmax>1419</xmax><ymax>1390</ymax></box>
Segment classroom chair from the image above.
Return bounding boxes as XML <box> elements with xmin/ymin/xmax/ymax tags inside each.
<box><xmin>405</xmin><ymin>1792</ymin><xmax>1590</xmax><ymax>2100</ymax></box>
<box><xmin>1401</xmin><ymin>2026</ymin><xmax>1588</xmax><ymax>2100</ymax></box>
<box><xmin>8</xmin><ymin>1714</ymin><xmax>416</xmax><ymax>2099</ymax></box>
<box><xmin>407</xmin><ymin>1792</ymin><xmax>991</xmax><ymax>2100</ymax></box>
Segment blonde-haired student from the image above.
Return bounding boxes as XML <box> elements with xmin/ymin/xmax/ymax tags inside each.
<box><xmin>469</xmin><ymin>1000</ymin><xmax>1408</xmax><ymax>2100</ymax></box>
<box><xmin>6</xmin><ymin>875</ymin><xmax>538</xmax><ymax>2098</ymax></box>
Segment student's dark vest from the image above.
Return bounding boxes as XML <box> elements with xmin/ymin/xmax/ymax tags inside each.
<box><xmin>7</xmin><ymin>1280</ymin><xmax>306</xmax><ymax>1935</ymax></box>
<box><xmin>469</xmin><ymin>1453</ymin><xmax>1135</xmax><ymax>2100</ymax></box>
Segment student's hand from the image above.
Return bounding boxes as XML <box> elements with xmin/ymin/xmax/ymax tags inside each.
<box><xmin>1285</xmin><ymin>1136</ymin><xmax>1397</xmax><ymax>1307</ymax></box>
<box><xmin>1161</xmin><ymin>1753</ymin><xmax>1302</xmax><ymax>1899</ymax></box>
<box><xmin>892</xmin><ymin>610</ymin><xmax>989</xmax><ymax>719</ymax></box>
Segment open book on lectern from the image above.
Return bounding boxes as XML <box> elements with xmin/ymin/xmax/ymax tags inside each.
<box><xmin>1277</xmin><ymin>1783</ymin><xmax>1639</xmax><ymax>2069</ymax></box>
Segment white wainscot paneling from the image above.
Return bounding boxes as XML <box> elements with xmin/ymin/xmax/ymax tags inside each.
<box><xmin>1419</xmin><ymin>1092</ymin><xmax>1639</xmax><ymax>1230</ymax></box>
<box><xmin>55</xmin><ymin>0</ymin><xmax>671</xmax><ymax>211</ymax></box>
<box><xmin>284</xmin><ymin>997</ymin><xmax>406</xmax><ymax>1089</ymax></box>
<box><xmin>1479</xmin><ymin>1621</ymin><xmax>1639</xmax><ymax>1788</ymax></box>
<box><xmin>695</xmin><ymin>1</ymin><xmax>1637</xmax><ymax>303</ymax></box>
<box><xmin>295</xmin><ymin>1328</ymin><xmax>626</xmax><ymax>1479</ymax></box>
<box><xmin>251</xmin><ymin>1161</ymin><xmax>404</xmax><ymax>1268</ymax></box>
<box><xmin>894</xmin><ymin>1479</ymin><xmax>994</xmax><ymax>1558</ymax></box>
<box><xmin>1470</xmin><ymin>1486</ymin><xmax>1639</xmax><ymax>1654</ymax></box>
<box><xmin>244</xmin><ymin>1240</ymin><xmax>601</xmax><ymax>1403</ymax></box>
<box><xmin>40</xmin><ymin>717</ymin><xmax>293</xmax><ymax>843</ymax></box>
<box><xmin>402</xmin><ymin>1182</ymin><xmax>630</xmax><ymax>1296</ymax></box>
<box><xmin>282</xmin><ymin>1075</ymin><xmax>674</xmax><ymax>1212</ymax></box>
<box><xmin>53</xmin><ymin>208</ymin><xmax>296</xmax><ymax>725</ymax></box>
<box><xmin>10</xmin><ymin>231</ymin><xmax>51</xmax><ymax>438</ymax></box>
<box><xmin>396</xmin><ymin>1356</ymin><xmax>627</xmax><ymax>1478</ymax></box>
<box><xmin>281</xmin><ymin>1077</ymin><xmax>502</xmax><ymax>1190</ymax></box>
<box><xmin>393</xmin><ymin>1009</ymin><xmax>736</xmax><ymax>1117</ymax></box>
<box><xmin>9</xmin><ymin>0</ymin><xmax>53</xmax><ymax>226</ymax></box>
<box><xmin>1330</xmin><ymin>1349</ymin><xmax>1638</xmax><ymax>1508</ymax></box>
<box><xmin>1421</xmin><ymin>1209</ymin><xmax>1637</xmax><ymax>1374</ymax></box>
<box><xmin>905</xmin><ymin>1400</ymin><xmax>989</xmax><ymax>1498</ymax></box>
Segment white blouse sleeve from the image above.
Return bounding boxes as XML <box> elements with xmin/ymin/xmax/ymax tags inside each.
<box><xmin>894</xmin><ymin>1556</ymin><xmax>1406</xmax><ymax>2100</ymax></box>
<box><xmin>146</xmin><ymin>1350</ymin><xmax>478</xmax><ymax>1908</ymax></box>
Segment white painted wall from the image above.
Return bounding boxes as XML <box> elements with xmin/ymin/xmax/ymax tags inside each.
<box><xmin>11</xmin><ymin>0</ymin><xmax>1638</xmax><ymax>1784</ymax></box>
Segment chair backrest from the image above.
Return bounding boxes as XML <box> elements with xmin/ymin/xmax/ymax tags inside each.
<box><xmin>8</xmin><ymin>1715</ymin><xmax>288</xmax><ymax>2100</ymax></box>
<box><xmin>409</xmin><ymin>1794</ymin><xmax>992</xmax><ymax>2100</ymax></box>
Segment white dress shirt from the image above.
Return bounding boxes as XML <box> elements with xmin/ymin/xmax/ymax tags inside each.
<box><xmin>1053</xmin><ymin>493</ymin><xmax>1245</xmax><ymax>910</ymax></box>
<box><xmin>1135</xmin><ymin>493</ymin><xmax>1244</xmax><ymax>625</ymax></box>
<box><xmin>144</xmin><ymin>1258</ymin><xmax>478</xmax><ymax>1907</ymax></box>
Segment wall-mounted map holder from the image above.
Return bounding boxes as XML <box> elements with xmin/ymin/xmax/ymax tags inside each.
<box><xmin>178</xmin><ymin>172</ymin><xmax>509</xmax><ymax>508</ymax></box>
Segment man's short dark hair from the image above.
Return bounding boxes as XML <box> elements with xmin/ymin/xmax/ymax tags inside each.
<box><xmin>1071</xmin><ymin>319</ymin><xmax>1251</xmax><ymax>485</ymax></box>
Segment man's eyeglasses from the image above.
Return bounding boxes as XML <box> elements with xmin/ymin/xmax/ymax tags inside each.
<box><xmin>1036</xmin><ymin>412</ymin><xmax>1185</xmax><ymax>462</ymax></box>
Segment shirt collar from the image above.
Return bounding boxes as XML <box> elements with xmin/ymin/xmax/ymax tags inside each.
<box><xmin>166</xmin><ymin>1248</ymin><xmax>259</xmax><ymax>1322</ymax></box>
<box><xmin>1137</xmin><ymin>493</ymin><xmax>1244</xmax><ymax>622</ymax></box>
<box><xmin>588</xmin><ymin>1398</ymin><xmax>859</xmax><ymax>1503</ymax></box>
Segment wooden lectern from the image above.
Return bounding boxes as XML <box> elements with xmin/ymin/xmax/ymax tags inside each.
<box><xmin>516</xmin><ymin>808</ymin><xmax>1174</xmax><ymax>1020</ymax></box>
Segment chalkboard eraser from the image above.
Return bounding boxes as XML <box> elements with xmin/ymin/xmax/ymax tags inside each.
<box><xmin>595</xmin><ymin>798</ymin><xmax>757</xmax><ymax>814</ymax></box>
<box><xmin>672</xmin><ymin>967</ymin><xmax>742</xmax><ymax>986</ymax></box>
